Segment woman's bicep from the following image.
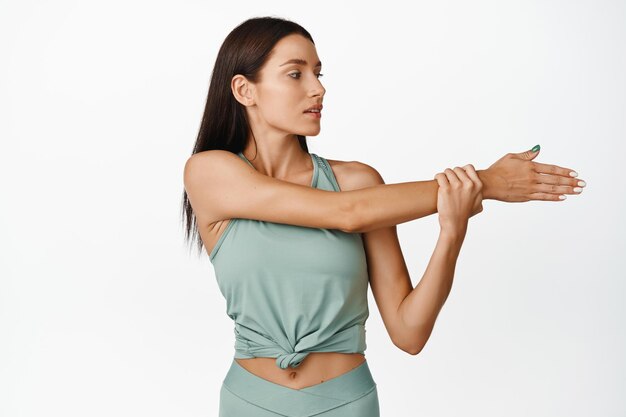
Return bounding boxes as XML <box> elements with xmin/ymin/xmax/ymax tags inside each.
<box><xmin>183</xmin><ymin>150</ymin><xmax>354</xmax><ymax>231</ymax></box>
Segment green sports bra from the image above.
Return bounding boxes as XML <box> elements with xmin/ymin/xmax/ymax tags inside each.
<box><xmin>209</xmin><ymin>151</ymin><xmax>370</xmax><ymax>369</ymax></box>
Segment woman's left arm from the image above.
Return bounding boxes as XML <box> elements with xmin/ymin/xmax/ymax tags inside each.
<box><xmin>337</xmin><ymin>162</ymin><xmax>445</xmax><ymax>354</ymax></box>
<box><xmin>337</xmin><ymin>146</ymin><xmax>585</xmax><ymax>353</ymax></box>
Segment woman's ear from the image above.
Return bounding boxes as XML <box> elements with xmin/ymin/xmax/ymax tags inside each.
<box><xmin>231</xmin><ymin>74</ymin><xmax>255</xmax><ymax>107</ymax></box>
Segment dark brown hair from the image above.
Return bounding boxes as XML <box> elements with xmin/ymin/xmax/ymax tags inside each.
<box><xmin>181</xmin><ymin>16</ymin><xmax>315</xmax><ymax>256</ymax></box>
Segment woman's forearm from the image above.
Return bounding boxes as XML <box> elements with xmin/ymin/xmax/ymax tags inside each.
<box><xmin>396</xmin><ymin>230</ymin><xmax>465</xmax><ymax>354</ymax></box>
<box><xmin>347</xmin><ymin>179</ymin><xmax>439</xmax><ymax>233</ymax></box>
<box><xmin>347</xmin><ymin>169</ymin><xmax>492</xmax><ymax>233</ymax></box>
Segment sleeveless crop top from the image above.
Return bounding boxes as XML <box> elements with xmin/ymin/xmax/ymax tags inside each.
<box><xmin>209</xmin><ymin>151</ymin><xmax>370</xmax><ymax>369</ymax></box>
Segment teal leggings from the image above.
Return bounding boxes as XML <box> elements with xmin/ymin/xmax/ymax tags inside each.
<box><xmin>219</xmin><ymin>358</ymin><xmax>380</xmax><ymax>416</ymax></box>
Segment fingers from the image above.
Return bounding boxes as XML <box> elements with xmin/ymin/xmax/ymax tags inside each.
<box><xmin>461</xmin><ymin>164</ymin><xmax>483</xmax><ymax>190</ymax></box>
<box><xmin>530</xmin><ymin>161</ymin><xmax>575</xmax><ymax>176</ymax></box>
<box><xmin>532</xmin><ymin>170</ymin><xmax>585</xmax><ymax>190</ymax></box>
<box><xmin>531</xmin><ymin>161</ymin><xmax>578</xmax><ymax>178</ymax></box>
<box><xmin>439</xmin><ymin>165</ymin><xmax>483</xmax><ymax>189</ymax></box>
<box><xmin>434</xmin><ymin>172</ymin><xmax>450</xmax><ymax>187</ymax></box>
<box><xmin>444</xmin><ymin>168</ymin><xmax>462</xmax><ymax>186</ymax></box>
<box><xmin>527</xmin><ymin>162</ymin><xmax>586</xmax><ymax>195</ymax></box>
<box><xmin>528</xmin><ymin>192</ymin><xmax>568</xmax><ymax>202</ymax></box>
<box><xmin>530</xmin><ymin>182</ymin><xmax>583</xmax><ymax>196</ymax></box>
<box><xmin>451</xmin><ymin>167</ymin><xmax>469</xmax><ymax>183</ymax></box>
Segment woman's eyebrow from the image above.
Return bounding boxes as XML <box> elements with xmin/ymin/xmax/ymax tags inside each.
<box><xmin>279</xmin><ymin>58</ymin><xmax>322</xmax><ymax>68</ymax></box>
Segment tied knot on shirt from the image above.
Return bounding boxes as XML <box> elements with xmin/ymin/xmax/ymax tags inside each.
<box><xmin>276</xmin><ymin>351</ymin><xmax>308</xmax><ymax>369</ymax></box>
<box><xmin>234</xmin><ymin>324</ymin><xmax>311</xmax><ymax>369</ymax></box>
<box><xmin>233</xmin><ymin>322</ymin><xmax>367</xmax><ymax>370</ymax></box>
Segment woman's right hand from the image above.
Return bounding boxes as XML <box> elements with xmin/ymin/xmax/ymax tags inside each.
<box><xmin>434</xmin><ymin>164</ymin><xmax>484</xmax><ymax>234</ymax></box>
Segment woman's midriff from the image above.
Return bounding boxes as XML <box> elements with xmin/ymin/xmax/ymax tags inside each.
<box><xmin>235</xmin><ymin>352</ymin><xmax>366</xmax><ymax>390</ymax></box>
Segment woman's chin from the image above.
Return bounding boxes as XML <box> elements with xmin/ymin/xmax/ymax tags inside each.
<box><xmin>301</xmin><ymin>127</ymin><xmax>322</xmax><ymax>136</ymax></box>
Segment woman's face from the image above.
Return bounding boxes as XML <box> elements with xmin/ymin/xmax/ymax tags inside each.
<box><xmin>236</xmin><ymin>34</ymin><xmax>326</xmax><ymax>137</ymax></box>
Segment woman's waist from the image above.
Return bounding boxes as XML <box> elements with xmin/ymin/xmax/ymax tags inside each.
<box><xmin>234</xmin><ymin>352</ymin><xmax>366</xmax><ymax>390</ymax></box>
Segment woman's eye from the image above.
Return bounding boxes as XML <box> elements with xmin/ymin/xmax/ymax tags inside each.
<box><xmin>289</xmin><ymin>72</ymin><xmax>324</xmax><ymax>79</ymax></box>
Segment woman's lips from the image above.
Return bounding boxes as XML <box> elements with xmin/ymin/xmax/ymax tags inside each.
<box><xmin>304</xmin><ymin>111</ymin><xmax>322</xmax><ymax>119</ymax></box>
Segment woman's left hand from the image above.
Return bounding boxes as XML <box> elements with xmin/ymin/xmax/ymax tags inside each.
<box><xmin>477</xmin><ymin>146</ymin><xmax>586</xmax><ymax>202</ymax></box>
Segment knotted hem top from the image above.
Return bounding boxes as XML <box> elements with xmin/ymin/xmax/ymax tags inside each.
<box><xmin>210</xmin><ymin>151</ymin><xmax>370</xmax><ymax>370</ymax></box>
<box><xmin>234</xmin><ymin>321</ymin><xmax>367</xmax><ymax>369</ymax></box>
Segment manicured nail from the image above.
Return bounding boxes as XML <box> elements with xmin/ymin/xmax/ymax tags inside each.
<box><xmin>531</xmin><ymin>144</ymin><xmax>540</xmax><ymax>152</ymax></box>
<box><xmin>559</xmin><ymin>195</ymin><xmax>567</xmax><ymax>200</ymax></box>
<box><xmin>573</xmin><ymin>187</ymin><xmax>583</xmax><ymax>193</ymax></box>
<box><xmin>569</xmin><ymin>171</ymin><xmax>578</xmax><ymax>177</ymax></box>
<box><xmin>578</xmin><ymin>180</ymin><xmax>586</xmax><ymax>187</ymax></box>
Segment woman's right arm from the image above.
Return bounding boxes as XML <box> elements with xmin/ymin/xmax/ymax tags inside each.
<box><xmin>183</xmin><ymin>150</ymin><xmax>440</xmax><ymax>233</ymax></box>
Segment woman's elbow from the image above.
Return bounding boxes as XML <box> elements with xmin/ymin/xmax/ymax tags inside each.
<box><xmin>393</xmin><ymin>337</ymin><xmax>424</xmax><ymax>356</ymax></box>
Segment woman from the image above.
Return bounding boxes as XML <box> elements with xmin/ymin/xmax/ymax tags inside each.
<box><xmin>182</xmin><ymin>16</ymin><xmax>585</xmax><ymax>417</ymax></box>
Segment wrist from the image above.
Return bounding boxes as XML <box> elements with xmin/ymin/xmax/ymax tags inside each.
<box><xmin>476</xmin><ymin>169</ymin><xmax>494</xmax><ymax>200</ymax></box>
<box><xmin>439</xmin><ymin>225</ymin><xmax>467</xmax><ymax>244</ymax></box>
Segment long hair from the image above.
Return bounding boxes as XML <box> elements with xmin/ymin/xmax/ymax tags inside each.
<box><xmin>181</xmin><ymin>16</ymin><xmax>315</xmax><ymax>256</ymax></box>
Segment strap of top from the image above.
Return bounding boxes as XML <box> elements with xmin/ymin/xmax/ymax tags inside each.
<box><xmin>237</xmin><ymin>152</ymin><xmax>254</xmax><ymax>167</ymax></box>
<box><xmin>312</xmin><ymin>153</ymin><xmax>341</xmax><ymax>192</ymax></box>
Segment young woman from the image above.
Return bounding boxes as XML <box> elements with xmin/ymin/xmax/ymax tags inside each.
<box><xmin>182</xmin><ymin>16</ymin><xmax>585</xmax><ymax>417</ymax></box>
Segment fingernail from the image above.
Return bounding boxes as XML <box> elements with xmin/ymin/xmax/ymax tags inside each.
<box><xmin>578</xmin><ymin>180</ymin><xmax>586</xmax><ymax>187</ymax></box>
<box><xmin>531</xmin><ymin>144</ymin><xmax>540</xmax><ymax>152</ymax></box>
<box><xmin>573</xmin><ymin>187</ymin><xmax>583</xmax><ymax>193</ymax></box>
<box><xmin>569</xmin><ymin>171</ymin><xmax>578</xmax><ymax>177</ymax></box>
<box><xmin>559</xmin><ymin>195</ymin><xmax>567</xmax><ymax>200</ymax></box>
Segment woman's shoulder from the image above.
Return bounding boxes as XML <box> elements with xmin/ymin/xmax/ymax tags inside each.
<box><xmin>323</xmin><ymin>157</ymin><xmax>386</xmax><ymax>191</ymax></box>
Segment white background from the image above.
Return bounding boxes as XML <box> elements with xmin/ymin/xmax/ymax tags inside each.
<box><xmin>1</xmin><ymin>0</ymin><xmax>624</xmax><ymax>416</ymax></box>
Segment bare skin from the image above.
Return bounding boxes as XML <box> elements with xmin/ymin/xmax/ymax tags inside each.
<box><xmin>186</xmin><ymin>33</ymin><xmax>586</xmax><ymax>391</ymax></box>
